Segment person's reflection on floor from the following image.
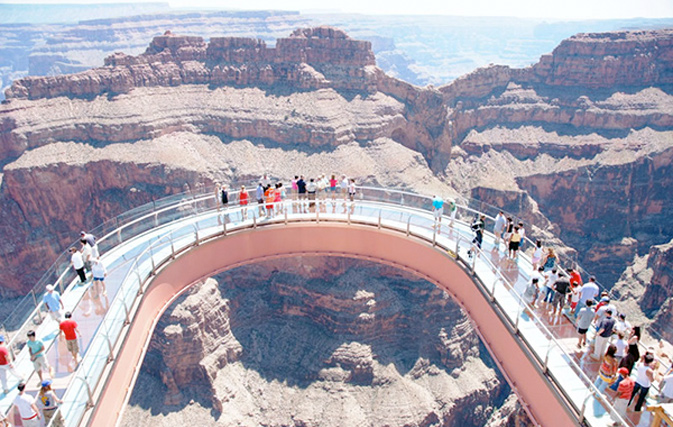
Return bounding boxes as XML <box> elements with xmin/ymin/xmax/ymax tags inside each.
<box><xmin>90</xmin><ymin>280</ymin><xmax>110</xmax><ymax>317</ymax></box>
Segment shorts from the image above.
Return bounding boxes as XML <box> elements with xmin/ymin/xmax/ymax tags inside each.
<box><xmin>552</xmin><ymin>292</ymin><xmax>565</xmax><ymax>308</ymax></box>
<box><xmin>32</xmin><ymin>355</ymin><xmax>49</xmax><ymax>371</ymax></box>
<box><xmin>66</xmin><ymin>339</ymin><xmax>79</xmax><ymax>354</ymax></box>
<box><xmin>434</xmin><ymin>208</ymin><xmax>443</xmax><ymax>218</ymax></box>
<box><xmin>93</xmin><ymin>276</ymin><xmax>105</xmax><ymax>281</ymax></box>
<box><xmin>578</xmin><ymin>327</ymin><xmax>589</xmax><ymax>335</ymax></box>
<box><xmin>509</xmin><ymin>241</ymin><xmax>520</xmax><ymax>251</ymax></box>
<box><xmin>257</xmin><ymin>198</ymin><xmax>264</xmax><ymax>204</ymax></box>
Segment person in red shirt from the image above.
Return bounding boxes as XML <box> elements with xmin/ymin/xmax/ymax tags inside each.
<box><xmin>0</xmin><ymin>334</ymin><xmax>23</xmax><ymax>394</ymax></box>
<box><xmin>239</xmin><ymin>185</ymin><xmax>249</xmax><ymax>220</ymax></box>
<box><xmin>568</xmin><ymin>267</ymin><xmax>583</xmax><ymax>287</ymax></box>
<box><xmin>613</xmin><ymin>367</ymin><xmax>634</xmax><ymax>420</ymax></box>
<box><xmin>59</xmin><ymin>312</ymin><xmax>81</xmax><ymax>366</ymax></box>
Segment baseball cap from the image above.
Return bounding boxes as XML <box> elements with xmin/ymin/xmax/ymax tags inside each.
<box><xmin>618</xmin><ymin>367</ymin><xmax>629</xmax><ymax>376</ymax></box>
<box><xmin>41</xmin><ymin>380</ymin><xmax>52</xmax><ymax>387</ymax></box>
<box><xmin>46</xmin><ymin>284</ymin><xmax>54</xmax><ymax>292</ymax></box>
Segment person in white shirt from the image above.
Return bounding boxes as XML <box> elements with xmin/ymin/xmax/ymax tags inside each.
<box><xmin>70</xmin><ymin>247</ymin><xmax>86</xmax><ymax>283</ymax></box>
<box><xmin>575</xmin><ymin>276</ymin><xmax>599</xmax><ymax>316</ymax></box>
<box><xmin>80</xmin><ymin>241</ymin><xmax>93</xmax><ymax>272</ymax></box>
<box><xmin>614</xmin><ymin>313</ymin><xmax>632</xmax><ymax>337</ymax></box>
<box><xmin>493</xmin><ymin>211</ymin><xmax>506</xmax><ymax>244</ymax></box>
<box><xmin>517</xmin><ymin>221</ymin><xmax>526</xmax><ymax>250</ymax></box>
<box><xmin>92</xmin><ymin>257</ymin><xmax>108</xmax><ymax>297</ymax></box>
<box><xmin>660</xmin><ymin>365</ymin><xmax>673</xmax><ymax>403</ymax></box>
<box><xmin>340</xmin><ymin>175</ymin><xmax>349</xmax><ymax>200</ymax></box>
<box><xmin>613</xmin><ymin>331</ymin><xmax>628</xmax><ymax>361</ymax></box>
<box><xmin>12</xmin><ymin>383</ymin><xmax>41</xmax><ymax>427</ymax></box>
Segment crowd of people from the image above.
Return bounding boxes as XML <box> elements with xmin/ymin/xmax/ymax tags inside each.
<box><xmin>490</xmin><ymin>209</ymin><xmax>673</xmax><ymax>422</ymax></box>
<box><xmin>216</xmin><ymin>174</ymin><xmax>359</xmax><ymax>218</ymax></box>
<box><xmin>1</xmin><ymin>230</ymin><xmax>106</xmax><ymax>426</ymax></box>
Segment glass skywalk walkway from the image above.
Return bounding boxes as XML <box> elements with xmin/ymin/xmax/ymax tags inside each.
<box><xmin>0</xmin><ymin>186</ymin><xmax>646</xmax><ymax>426</ymax></box>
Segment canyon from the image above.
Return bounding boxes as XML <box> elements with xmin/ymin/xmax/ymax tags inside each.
<box><xmin>120</xmin><ymin>257</ymin><xmax>519</xmax><ymax>427</ymax></box>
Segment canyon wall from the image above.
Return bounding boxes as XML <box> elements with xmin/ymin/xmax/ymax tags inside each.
<box><xmin>122</xmin><ymin>257</ymin><xmax>521</xmax><ymax>426</ymax></box>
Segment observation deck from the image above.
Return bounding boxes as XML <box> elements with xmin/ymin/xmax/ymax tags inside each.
<box><xmin>0</xmin><ymin>186</ymin><xmax>658</xmax><ymax>426</ymax></box>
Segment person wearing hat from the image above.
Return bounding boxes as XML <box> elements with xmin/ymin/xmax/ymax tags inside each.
<box><xmin>613</xmin><ymin>366</ymin><xmax>634</xmax><ymax>420</ymax></box>
<box><xmin>37</xmin><ymin>379</ymin><xmax>64</xmax><ymax>427</ymax></box>
<box><xmin>0</xmin><ymin>334</ymin><xmax>23</xmax><ymax>395</ymax></box>
<box><xmin>11</xmin><ymin>382</ymin><xmax>41</xmax><ymax>427</ymax></box>
<box><xmin>42</xmin><ymin>284</ymin><xmax>64</xmax><ymax>322</ymax></box>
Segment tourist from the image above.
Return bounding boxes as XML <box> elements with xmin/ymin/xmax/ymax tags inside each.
<box><xmin>219</xmin><ymin>184</ymin><xmax>229</xmax><ymax>210</ymax></box>
<box><xmin>11</xmin><ymin>383</ymin><xmax>40</xmax><ymax>427</ymax></box>
<box><xmin>542</xmin><ymin>248</ymin><xmax>557</xmax><ymax>271</ymax></box>
<box><xmin>568</xmin><ymin>267</ymin><xmax>583</xmax><ymax>287</ymax></box>
<box><xmin>432</xmin><ymin>195</ymin><xmax>444</xmax><ymax>227</ymax></box>
<box><xmin>523</xmin><ymin>277</ymin><xmax>539</xmax><ymax>307</ymax></box>
<box><xmin>551</xmin><ymin>271</ymin><xmax>570</xmax><ymax>316</ymax></box>
<box><xmin>508</xmin><ymin>226</ymin><xmax>522</xmax><ymax>259</ymax></box>
<box><xmin>593</xmin><ymin>308</ymin><xmax>616</xmax><ymax>360</ymax></box>
<box><xmin>256</xmin><ymin>182</ymin><xmax>265</xmax><ymax>216</ymax></box>
<box><xmin>619</xmin><ymin>326</ymin><xmax>641</xmax><ymax>375</ymax></box>
<box><xmin>502</xmin><ymin>217</ymin><xmax>514</xmax><ymax>243</ymax></box>
<box><xmin>329</xmin><ymin>174</ymin><xmax>338</xmax><ymax>199</ymax></box>
<box><xmin>468</xmin><ymin>214</ymin><xmax>485</xmax><ymax>257</ymax></box>
<box><xmin>532</xmin><ymin>240</ymin><xmax>543</xmax><ymax>269</ymax></box>
<box><xmin>80</xmin><ymin>231</ymin><xmax>99</xmax><ymax>259</ymax></box>
<box><xmin>239</xmin><ymin>185</ymin><xmax>249</xmax><ymax>219</ymax></box>
<box><xmin>575</xmin><ymin>276</ymin><xmax>599</xmax><ymax>316</ymax></box>
<box><xmin>297</xmin><ymin>175</ymin><xmax>307</xmax><ymax>208</ymax></box>
<box><xmin>291</xmin><ymin>176</ymin><xmax>299</xmax><ymax>201</ymax></box>
<box><xmin>26</xmin><ymin>331</ymin><xmax>50</xmax><ymax>382</ymax></box>
<box><xmin>613</xmin><ymin>367</ymin><xmax>634</xmax><ymax>421</ymax></box>
<box><xmin>576</xmin><ymin>299</ymin><xmax>594</xmax><ymax>348</ymax></box>
<box><xmin>80</xmin><ymin>240</ymin><xmax>93</xmax><ymax>273</ymax></box>
<box><xmin>530</xmin><ymin>266</ymin><xmax>545</xmax><ymax>307</ymax></box>
<box><xmin>594</xmin><ymin>344</ymin><xmax>618</xmax><ymax>392</ymax></box>
<box><xmin>70</xmin><ymin>247</ymin><xmax>86</xmax><ymax>284</ymax></box>
<box><xmin>307</xmin><ymin>178</ymin><xmax>317</xmax><ymax>208</ymax></box>
<box><xmin>37</xmin><ymin>379</ymin><xmax>64</xmax><ymax>427</ymax></box>
<box><xmin>42</xmin><ymin>284</ymin><xmax>64</xmax><ymax>322</ymax></box>
<box><xmin>614</xmin><ymin>313</ymin><xmax>632</xmax><ymax>337</ymax></box>
<box><xmin>91</xmin><ymin>258</ymin><xmax>107</xmax><ymax>297</ymax></box>
<box><xmin>447</xmin><ymin>198</ymin><xmax>457</xmax><ymax>227</ymax></box>
<box><xmin>543</xmin><ymin>268</ymin><xmax>559</xmax><ymax>305</ymax></box>
<box><xmin>493</xmin><ymin>211</ymin><xmax>506</xmax><ymax>244</ymax></box>
<box><xmin>614</xmin><ymin>331</ymin><xmax>628</xmax><ymax>363</ymax></box>
<box><xmin>594</xmin><ymin>296</ymin><xmax>616</xmax><ymax>326</ymax></box>
<box><xmin>317</xmin><ymin>174</ymin><xmax>326</xmax><ymax>201</ymax></box>
<box><xmin>659</xmin><ymin>366</ymin><xmax>673</xmax><ymax>403</ymax></box>
<box><xmin>275</xmin><ymin>183</ymin><xmax>285</xmax><ymax>214</ymax></box>
<box><xmin>340</xmin><ymin>175</ymin><xmax>349</xmax><ymax>200</ymax></box>
<box><xmin>628</xmin><ymin>354</ymin><xmax>655</xmax><ymax>412</ymax></box>
<box><xmin>264</xmin><ymin>185</ymin><xmax>275</xmax><ymax>217</ymax></box>
<box><xmin>569</xmin><ymin>281</ymin><xmax>580</xmax><ymax>312</ymax></box>
<box><xmin>0</xmin><ymin>335</ymin><xmax>22</xmax><ymax>395</ymax></box>
<box><xmin>517</xmin><ymin>221</ymin><xmax>526</xmax><ymax>250</ymax></box>
<box><xmin>59</xmin><ymin>312</ymin><xmax>81</xmax><ymax>365</ymax></box>
<box><xmin>260</xmin><ymin>173</ymin><xmax>271</xmax><ymax>188</ymax></box>
<box><xmin>348</xmin><ymin>179</ymin><xmax>357</xmax><ymax>202</ymax></box>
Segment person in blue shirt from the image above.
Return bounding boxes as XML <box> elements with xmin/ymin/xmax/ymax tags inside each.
<box><xmin>432</xmin><ymin>195</ymin><xmax>444</xmax><ymax>228</ymax></box>
<box><xmin>26</xmin><ymin>331</ymin><xmax>51</xmax><ymax>382</ymax></box>
<box><xmin>42</xmin><ymin>285</ymin><xmax>64</xmax><ymax>322</ymax></box>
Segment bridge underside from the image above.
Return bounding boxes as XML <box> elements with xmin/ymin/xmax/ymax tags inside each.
<box><xmin>91</xmin><ymin>223</ymin><xmax>576</xmax><ymax>427</ymax></box>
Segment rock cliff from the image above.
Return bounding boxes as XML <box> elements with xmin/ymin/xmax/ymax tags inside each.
<box><xmin>122</xmin><ymin>257</ymin><xmax>520</xmax><ymax>426</ymax></box>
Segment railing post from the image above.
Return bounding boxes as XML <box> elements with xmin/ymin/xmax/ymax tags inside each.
<box><xmin>117</xmin><ymin>228</ymin><xmax>122</xmax><ymax>244</ymax></box>
<box><xmin>432</xmin><ymin>226</ymin><xmax>437</xmax><ymax>246</ymax></box>
<box><xmin>514</xmin><ymin>299</ymin><xmax>522</xmax><ymax>333</ymax></box>
<box><xmin>406</xmin><ymin>217</ymin><xmax>411</xmax><ymax>236</ymax></box>
<box><xmin>170</xmin><ymin>235</ymin><xmax>175</xmax><ymax>259</ymax></box>
<box><xmin>194</xmin><ymin>229</ymin><xmax>200</xmax><ymax>246</ymax></box>
<box><xmin>471</xmin><ymin>250</ymin><xmax>477</xmax><ymax>274</ymax></box>
<box><xmin>154</xmin><ymin>212</ymin><xmax>158</xmax><ymax>227</ymax></box>
<box><xmin>284</xmin><ymin>209</ymin><xmax>288</xmax><ymax>225</ymax></box>
<box><xmin>31</xmin><ymin>290</ymin><xmax>43</xmax><ymax>322</ymax></box>
<box><xmin>104</xmin><ymin>330</ymin><xmax>114</xmax><ymax>363</ymax></box>
<box><xmin>347</xmin><ymin>208</ymin><xmax>351</xmax><ymax>225</ymax></box>
<box><xmin>378</xmin><ymin>210</ymin><xmax>381</xmax><ymax>229</ymax></box>
<box><xmin>135</xmin><ymin>270</ymin><xmax>144</xmax><ymax>296</ymax></box>
<box><xmin>316</xmin><ymin>208</ymin><xmax>320</xmax><ymax>224</ymax></box>
<box><xmin>543</xmin><ymin>339</ymin><xmax>553</xmax><ymax>373</ymax></box>
<box><xmin>253</xmin><ymin>212</ymin><xmax>257</xmax><ymax>229</ymax></box>
<box><xmin>57</xmin><ymin>276</ymin><xmax>64</xmax><ymax>295</ymax></box>
<box><xmin>121</xmin><ymin>298</ymin><xmax>131</xmax><ymax>325</ymax></box>
<box><xmin>490</xmin><ymin>277</ymin><xmax>497</xmax><ymax>301</ymax></box>
<box><xmin>455</xmin><ymin>236</ymin><xmax>460</xmax><ymax>258</ymax></box>
<box><xmin>223</xmin><ymin>217</ymin><xmax>227</xmax><ymax>236</ymax></box>
<box><xmin>74</xmin><ymin>375</ymin><xmax>94</xmax><ymax>409</ymax></box>
<box><xmin>149</xmin><ymin>247</ymin><xmax>156</xmax><ymax>275</ymax></box>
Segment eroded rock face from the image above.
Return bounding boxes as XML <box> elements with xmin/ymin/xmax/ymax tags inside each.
<box><xmin>123</xmin><ymin>257</ymin><xmax>518</xmax><ymax>427</ymax></box>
